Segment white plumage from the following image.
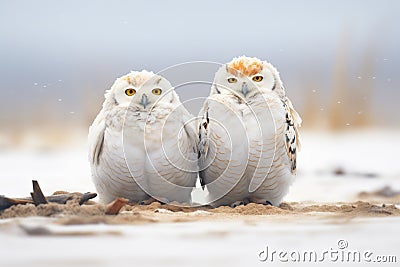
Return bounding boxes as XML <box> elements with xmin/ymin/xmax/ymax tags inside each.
<box><xmin>89</xmin><ymin>70</ymin><xmax>198</xmax><ymax>205</ymax></box>
<box><xmin>198</xmin><ymin>56</ymin><xmax>301</xmax><ymax>207</ymax></box>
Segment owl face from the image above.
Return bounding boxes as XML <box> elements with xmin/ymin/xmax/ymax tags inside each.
<box><xmin>106</xmin><ymin>70</ymin><xmax>179</xmax><ymax>111</ymax></box>
<box><xmin>212</xmin><ymin>56</ymin><xmax>284</xmax><ymax>99</ymax></box>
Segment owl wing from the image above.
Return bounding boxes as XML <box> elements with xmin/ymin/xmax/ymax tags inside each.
<box><xmin>180</xmin><ymin>107</ymin><xmax>199</xmax><ymax>155</ymax></box>
<box><xmin>247</xmin><ymin>95</ymin><xmax>302</xmax><ymax>193</ymax></box>
<box><xmin>283</xmin><ymin>97</ymin><xmax>302</xmax><ymax>174</ymax></box>
<box><xmin>88</xmin><ymin>111</ymin><xmax>106</xmax><ymax>165</ymax></box>
<box><xmin>198</xmin><ymin>102</ymin><xmax>210</xmax><ymax>188</ymax></box>
<box><xmin>198</xmin><ymin>96</ymin><xmax>249</xmax><ymax>194</ymax></box>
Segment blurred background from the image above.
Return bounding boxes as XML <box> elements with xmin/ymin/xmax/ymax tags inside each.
<box><xmin>0</xmin><ymin>0</ymin><xmax>399</xmax><ymax>149</ymax></box>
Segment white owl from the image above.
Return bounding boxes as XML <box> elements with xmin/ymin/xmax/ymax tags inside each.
<box><xmin>89</xmin><ymin>70</ymin><xmax>198</xmax><ymax>205</ymax></box>
<box><xmin>198</xmin><ymin>56</ymin><xmax>302</xmax><ymax>207</ymax></box>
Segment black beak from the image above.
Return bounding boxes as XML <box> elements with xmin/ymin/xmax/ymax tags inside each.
<box><xmin>141</xmin><ymin>94</ymin><xmax>148</xmax><ymax>108</ymax></box>
<box><xmin>242</xmin><ymin>82</ymin><xmax>248</xmax><ymax>97</ymax></box>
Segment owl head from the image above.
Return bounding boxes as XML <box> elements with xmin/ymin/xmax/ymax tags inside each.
<box><xmin>212</xmin><ymin>56</ymin><xmax>285</xmax><ymax>99</ymax></box>
<box><xmin>104</xmin><ymin>70</ymin><xmax>180</xmax><ymax>111</ymax></box>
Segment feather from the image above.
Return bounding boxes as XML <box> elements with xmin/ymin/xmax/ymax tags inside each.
<box><xmin>88</xmin><ymin>112</ymin><xmax>106</xmax><ymax>165</ymax></box>
<box><xmin>282</xmin><ymin>97</ymin><xmax>302</xmax><ymax>174</ymax></box>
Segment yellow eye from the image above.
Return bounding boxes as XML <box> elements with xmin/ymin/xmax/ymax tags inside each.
<box><xmin>227</xmin><ymin>77</ymin><xmax>237</xmax><ymax>83</ymax></box>
<box><xmin>152</xmin><ymin>88</ymin><xmax>162</xmax><ymax>95</ymax></box>
<box><xmin>125</xmin><ymin>88</ymin><xmax>136</xmax><ymax>96</ymax></box>
<box><xmin>252</xmin><ymin>76</ymin><xmax>263</xmax><ymax>82</ymax></box>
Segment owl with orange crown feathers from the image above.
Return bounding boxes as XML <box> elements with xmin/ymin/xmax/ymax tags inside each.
<box><xmin>198</xmin><ymin>56</ymin><xmax>302</xmax><ymax>207</ymax></box>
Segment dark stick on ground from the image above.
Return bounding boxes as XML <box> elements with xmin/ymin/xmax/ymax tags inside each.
<box><xmin>0</xmin><ymin>180</ymin><xmax>97</xmax><ymax>211</ymax></box>
<box><xmin>78</xmin><ymin>192</ymin><xmax>98</xmax><ymax>205</ymax></box>
<box><xmin>0</xmin><ymin>196</ymin><xmax>33</xmax><ymax>210</ymax></box>
<box><xmin>31</xmin><ymin>180</ymin><xmax>48</xmax><ymax>206</ymax></box>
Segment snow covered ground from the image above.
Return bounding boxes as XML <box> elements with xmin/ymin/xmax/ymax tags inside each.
<box><xmin>289</xmin><ymin>130</ymin><xmax>400</xmax><ymax>202</ymax></box>
<box><xmin>0</xmin><ymin>216</ymin><xmax>399</xmax><ymax>267</ymax></box>
<box><xmin>0</xmin><ymin>130</ymin><xmax>399</xmax><ymax>266</ymax></box>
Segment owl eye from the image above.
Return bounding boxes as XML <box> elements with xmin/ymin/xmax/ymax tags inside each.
<box><xmin>125</xmin><ymin>88</ymin><xmax>136</xmax><ymax>96</ymax></box>
<box><xmin>227</xmin><ymin>77</ymin><xmax>237</xmax><ymax>83</ymax></box>
<box><xmin>152</xmin><ymin>88</ymin><xmax>162</xmax><ymax>95</ymax></box>
<box><xmin>252</xmin><ymin>76</ymin><xmax>263</xmax><ymax>82</ymax></box>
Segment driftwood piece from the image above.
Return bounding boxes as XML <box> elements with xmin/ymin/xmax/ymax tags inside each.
<box><xmin>105</xmin><ymin>198</ymin><xmax>129</xmax><ymax>215</ymax></box>
<box><xmin>0</xmin><ymin>196</ymin><xmax>33</xmax><ymax>210</ymax></box>
<box><xmin>0</xmin><ymin>180</ymin><xmax>97</xmax><ymax>211</ymax></box>
<box><xmin>31</xmin><ymin>180</ymin><xmax>48</xmax><ymax>206</ymax></box>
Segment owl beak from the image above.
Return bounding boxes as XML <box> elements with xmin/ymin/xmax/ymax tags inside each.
<box><xmin>242</xmin><ymin>82</ymin><xmax>248</xmax><ymax>97</ymax></box>
<box><xmin>140</xmin><ymin>94</ymin><xmax>148</xmax><ymax>108</ymax></box>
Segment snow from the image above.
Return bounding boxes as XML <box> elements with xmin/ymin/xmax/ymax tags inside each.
<box><xmin>287</xmin><ymin>130</ymin><xmax>400</xmax><ymax>203</ymax></box>
<box><xmin>0</xmin><ymin>148</ymin><xmax>95</xmax><ymax>198</ymax></box>
<box><xmin>0</xmin><ymin>217</ymin><xmax>399</xmax><ymax>267</ymax></box>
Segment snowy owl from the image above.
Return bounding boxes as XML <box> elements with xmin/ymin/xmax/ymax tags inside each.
<box><xmin>89</xmin><ymin>70</ymin><xmax>198</xmax><ymax>205</ymax></box>
<box><xmin>198</xmin><ymin>56</ymin><xmax>302</xmax><ymax>207</ymax></box>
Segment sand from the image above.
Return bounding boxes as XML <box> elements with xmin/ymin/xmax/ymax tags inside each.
<box><xmin>1</xmin><ymin>190</ymin><xmax>399</xmax><ymax>230</ymax></box>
